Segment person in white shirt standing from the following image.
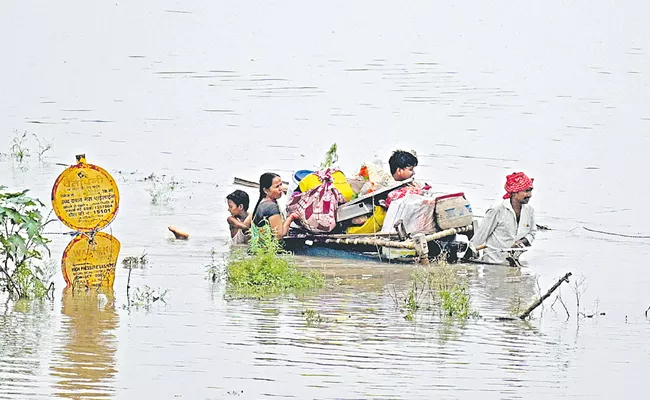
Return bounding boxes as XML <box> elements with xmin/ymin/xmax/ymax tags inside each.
<box><xmin>468</xmin><ymin>172</ymin><xmax>536</xmax><ymax>264</ymax></box>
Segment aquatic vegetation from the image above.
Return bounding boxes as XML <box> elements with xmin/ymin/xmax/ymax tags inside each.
<box><xmin>122</xmin><ymin>251</ymin><xmax>149</xmax><ymax>269</ymax></box>
<box><xmin>145</xmin><ymin>173</ymin><xmax>179</xmax><ymax>205</ymax></box>
<box><xmin>439</xmin><ymin>284</ymin><xmax>475</xmax><ymax>318</ymax></box>
<box><xmin>10</xmin><ymin>131</ymin><xmax>30</xmax><ymax>162</ymax></box>
<box><xmin>0</xmin><ymin>186</ymin><xmax>55</xmax><ymax>300</ymax></box>
<box><xmin>225</xmin><ymin>225</ymin><xmax>324</xmax><ymax>298</ymax></box>
<box><xmin>391</xmin><ymin>257</ymin><xmax>479</xmax><ymax>321</ymax></box>
<box><xmin>125</xmin><ymin>285</ymin><xmax>168</xmax><ymax>310</ymax></box>
<box><xmin>3</xmin><ymin>131</ymin><xmax>53</xmax><ymax>165</ymax></box>
<box><xmin>302</xmin><ymin>308</ymin><xmax>326</xmax><ymax>324</ymax></box>
<box><xmin>205</xmin><ymin>247</ymin><xmax>223</xmax><ymax>283</ymax></box>
<box><xmin>32</xmin><ymin>134</ymin><xmax>53</xmax><ymax>161</ymax></box>
<box><xmin>401</xmin><ymin>279</ymin><xmax>425</xmax><ymax>321</ymax></box>
<box><xmin>122</xmin><ymin>250</ymin><xmax>151</xmax><ymax>303</ymax></box>
<box><xmin>571</xmin><ymin>274</ymin><xmax>588</xmax><ymax>317</ymax></box>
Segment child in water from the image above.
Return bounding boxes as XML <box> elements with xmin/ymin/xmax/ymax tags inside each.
<box><xmin>226</xmin><ymin>190</ymin><xmax>250</xmax><ymax>244</ymax></box>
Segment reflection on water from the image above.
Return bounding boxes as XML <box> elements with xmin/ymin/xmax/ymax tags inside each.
<box><xmin>0</xmin><ymin>300</ymin><xmax>54</xmax><ymax>399</ymax></box>
<box><xmin>50</xmin><ymin>289</ymin><xmax>118</xmax><ymax>399</ymax></box>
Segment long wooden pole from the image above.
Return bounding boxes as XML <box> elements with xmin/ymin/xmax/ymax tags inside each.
<box><xmin>519</xmin><ymin>272</ymin><xmax>572</xmax><ymax>319</ymax></box>
<box><xmin>310</xmin><ymin>225</ymin><xmax>473</xmax><ymax>249</ymax></box>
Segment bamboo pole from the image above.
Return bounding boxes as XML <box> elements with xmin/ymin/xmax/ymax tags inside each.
<box><xmin>289</xmin><ymin>231</ymin><xmax>399</xmax><ymax>240</ymax></box>
<box><xmin>519</xmin><ymin>272</ymin><xmax>572</xmax><ymax>319</ymax></box>
<box><xmin>423</xmin><ymin>225</ymin><xmax>473</xmax><ymax>242</ymax></box>
<box><xmin>312</xmin><ymin>224</ymin><xmax>473</xmax><ymax>249</ymax></box>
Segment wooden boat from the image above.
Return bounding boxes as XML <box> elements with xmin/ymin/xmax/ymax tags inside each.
<box><xmin>236</xmin><ymin>176</ymin><xmax>475</xmax><ymax>263</ymax></box>
<box><xmin>283</xmin><ymin>224</ymin><xmax>473</xmax><ymax>263</ymax></box>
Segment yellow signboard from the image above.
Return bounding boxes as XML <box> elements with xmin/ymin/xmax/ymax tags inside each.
<box><xmin>61</xmin><ymin>232</ymin><xmax>121</xmax><ymax>288</ymax></box>
<box><xmin>51</xmin><ymin>155</ymin><xmax>120</xmax><ymax>232</ymax></box>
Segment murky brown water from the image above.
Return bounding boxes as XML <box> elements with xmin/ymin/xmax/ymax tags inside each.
<box><xmin>2</xmin><ymin>1</ymin><xmax>650</xmax><ymax>398</ymax></box>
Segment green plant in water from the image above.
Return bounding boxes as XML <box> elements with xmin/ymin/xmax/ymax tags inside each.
<box><xmin>145</xmin><ymin>173</ymin><xmax>179</xmax><ymax>205</ymax></box>
<box><xmin>0</xmin><ymin>186</ymin><xmax>55</xmax><ymax>300</ymax></box>
<box><xmin>32</xmin><ymin>134</ymin><xmax>53</xmax><ymax>161</ymax></box>
<box><xmin>122</xmin><ymin>251</ymin><xmax>149</xmax><ymax>269</ymax></box>
<box><xmin>302</xmin><ymin>308</ymin><xmax>326</xmax><ymax>324</ymax></box>
<box><xmin>392</xmin><ymin>259</ymin><xmax>479</xmax><ymax>321</ymax></box>
<box><xmin>320</xmin><ymin>143</ymin><xmax>338</xmax><ymax>169</ymax></box>
<box><xmin>429</xmin><ymin>261</ymin><xmax>479</xmax><ymax>319</ymax></box>
<box><xmin>226</xmin><ymin>224</ymin><xmax>324</xmax><ymax>298</ymax></box>
<box><xmin>10</xmin><ymin>131</ymin><xmax>30</xmax><ymax>162</ymax></box>
<box><xmin>403</xmin><ymin>281</ymin><xmax>423</xmax><ymax>321</ymax></box>
<box><xmin>125</xmin><ymin>285</ymin><xmax>168</xmax><ymax>311</ymax></box>
<box><xmin>439</xmin><ymin>284</ymin><xmax>478</xmax><ymax>319</ymax></box>
<box><xmin>205</xmin><ymin>247</ymin><xmax>222</xmax><ymax>283</ymax></box>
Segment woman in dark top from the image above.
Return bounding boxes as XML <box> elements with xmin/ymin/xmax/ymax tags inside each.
<box><xmin>251</xmin><ymin>172</ymin><xmax>298</xmax><ymax>239</ymax></box>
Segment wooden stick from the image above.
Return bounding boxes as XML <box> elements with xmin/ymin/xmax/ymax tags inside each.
<box><xmin>519</xmin><ymin>272</ymin><xmax>572</xmax><ymax>319</ymax></box>
<box><xmin>233</xmin><ymin>177</ymin><xmax>259</xmax><ymax>188</ymax></box>
<box><xmin>423</xmin><ymin>225</ymin><xmax>473</xmax><ymax>242</ymax></box>
<box><xmin>288</xmin><ymin>231</ymin><xmax>399</xmax><ymax>240</ymax></box>
<box><xmin>312</xmin><ymin>225</ymin><xmax>473</xmax><ymax>250</ymax></box>
<box><xmin>233</xmin><ymin>177</ymin><xmax>290</xmax><ymax>189</ymax></box>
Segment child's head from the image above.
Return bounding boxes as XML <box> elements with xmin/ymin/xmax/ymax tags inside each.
<box><xmin>389</xmin><ymin>150</ymin><xmax>418</xmax><ymax>181</ymax></box>
<box><xmin>226</xmin><ymin>190</ymin><xmax>249</xmax><ymax>216</ymax></box>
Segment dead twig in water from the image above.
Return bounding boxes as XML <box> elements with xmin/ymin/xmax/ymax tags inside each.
<box><xmin>645</xmin><ymin>305</ymin><xmax>650</xmax><ymax>318</ymax></box>
<box><xmin>126</xmin><ymin>267</ymin><xmax>132</xmax><ymax>301</ymax></box>
<box><xmin>558</xmin><ymin>292</ymin><xmax>570</xmax><ymax>319</ymax></box>
<box><xmin>519</xmin><ymin>272</ymin><xmax>572</xmax><ymax>319</ymax></box>
<box><xmin>571</xmin><ymin>275</ymin><xmax>588</xmax><ymax>318</ymax></box>
<box><xmin>550</xmin><ymin>291</ymin><xmax>570</xmax><ymax>319</ymax></box>
<box><xmin>534</xmin><ymin>275</ymin><xmax>543</xmax><ymax>317</ymax></box>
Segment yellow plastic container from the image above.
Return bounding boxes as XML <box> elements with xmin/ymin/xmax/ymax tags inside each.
<box><xmin>346</xmin><ymin>206</ymin><xmax>386</xmax><ymax>234</ymax></box>
<box><xmin>298</xmin><ymin>170</ymin><xmax>355</xmax><ymax>202</ymax></box>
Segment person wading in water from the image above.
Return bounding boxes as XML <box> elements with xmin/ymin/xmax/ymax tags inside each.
<box><xmin>469</xmin><ymin>172</ymin><xmax>536</xmax><ymax>265</ymax></box>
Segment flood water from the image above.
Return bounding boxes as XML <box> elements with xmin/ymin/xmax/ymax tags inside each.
<box><xmin>2</xmin><ymin>1</ymin><xmax>650</xmax><ymax>398</ymax></box>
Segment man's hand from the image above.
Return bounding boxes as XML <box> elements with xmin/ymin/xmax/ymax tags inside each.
<box><xmin>514</xmin><ymin>238</ymin><xmax>530</xmax><ymax>248</ymax></box>
<box><xmin>463</xmin><ymin>243</ymin><xmax>478</xmax><ymax>260</ymax></box>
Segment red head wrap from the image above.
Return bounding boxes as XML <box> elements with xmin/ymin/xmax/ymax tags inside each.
<box><xmin>503</xmin><ymin>172</ymin><xmax>534</xmax><ymax>199</ymax></box>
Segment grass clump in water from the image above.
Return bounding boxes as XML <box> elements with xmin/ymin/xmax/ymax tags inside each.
<box><xmin>144</xmin><ymin>173</ymin><xmax>179</xmax><ymax>205</ymax></box>
<box><xmin>10</xmin><ymin>131</ymin><xmax>30</xmax><ymax>162</ymax></box>
<box><xmin>391</xmin><ymin>256</ymin><xmax>479</xmax><ymax>321</ymax></box>
<box><xmin>226</xmin><ymin>224</ymin><xmax>324</xmax><ymax>298</ymax></box>
<box><xmin>439</xmin><ymin>284</ymin><xmax>475</xmax><ymax>319</ymax></box>
<box><xmin>427</xmin><ymin>259</ymin><xmax>479</xmax><ymax>320</ymax></box>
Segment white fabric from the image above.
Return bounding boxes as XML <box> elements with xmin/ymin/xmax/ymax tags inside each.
<box><xmin>470</xmin><ymin>199</ymin><xmax>536</xmax><ymax>264</ymax></box>
<box><xmin>381</xmin><ymin>194</ymin><xmax>436</xmax><ymax>235</ymax></box>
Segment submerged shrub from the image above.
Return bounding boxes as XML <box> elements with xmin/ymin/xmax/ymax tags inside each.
<box><xmin>391</xmin><ymin>259</ymin><xmax>479</xmax><ymax>321</ymax></box>
<box><xmin>440</xmin><ymin>284</ymin><xmax>477</xmax><ymax>319</ymax></box>
<box><xmin>0</xmin><ymin>186</ymin><xmax>54</xmax><ymax>300</ymax></box>
<box><xmin>10</xmin><ymin>131</ymin><xmax>30</xmax><ymax>162</ymax></box>
<box><xmin>226</xmin><ymin>224</ymin><xmax>324</xmax><ymax>297</ymax></box>
<box><xmin>144</xmin><ymin>173</ymin><xmax>179</xmax><ymax>205</ymax></box>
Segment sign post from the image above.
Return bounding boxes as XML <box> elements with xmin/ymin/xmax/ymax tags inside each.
<box><xmin>52</xmin><ymin>155</ymin><xmax>121</xmax><ymax>288</ymax></box>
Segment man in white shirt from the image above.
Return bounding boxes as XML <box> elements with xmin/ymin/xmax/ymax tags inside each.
<box><xmin>469</xmin><ymin>172</ymin><xmax>536</xmax><ymax>264</ymax></box>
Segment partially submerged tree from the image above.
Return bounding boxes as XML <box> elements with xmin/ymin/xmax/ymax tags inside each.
<box><xmin>0</xmin><ymin>186</ymin><xmax>54</xmax><ymax>299</ymax></box>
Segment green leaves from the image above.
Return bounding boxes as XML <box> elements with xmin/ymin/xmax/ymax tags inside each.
<box><xmin>320</xmin><ymin>143</ymin><xmax>339</xmax><ymax>169</ymax></box>
<box><xmin>0</xmin><ymin>186</ymin><xmax>52</xmax><ymax>300</ymax></box>
<box><xmin>226</xmin><ymin>223</ymin><xmax>324</xmax><ymax>298</ymax></box>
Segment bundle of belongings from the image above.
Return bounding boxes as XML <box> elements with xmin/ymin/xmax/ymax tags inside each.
<box><xmin>287</xmin><ymin>162</ymin><xmax>474</xmax><ymax>237</ymax></box>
